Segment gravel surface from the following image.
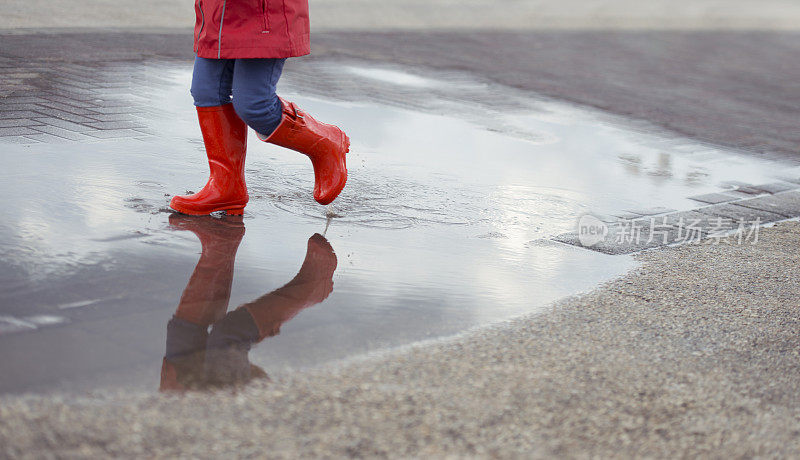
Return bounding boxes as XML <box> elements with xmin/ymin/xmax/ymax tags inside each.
<box><xmin>2</xmin><ymin>222</ymin><xmax>799</xmax><ymax>458</ymax></box>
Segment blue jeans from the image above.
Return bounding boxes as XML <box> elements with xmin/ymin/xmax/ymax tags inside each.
<box><xmin>190</xmin><ymin>57</ymin><xmax>286</xmax><ymax>136</ymax></box>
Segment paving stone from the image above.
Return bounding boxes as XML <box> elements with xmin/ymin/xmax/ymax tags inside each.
<box><xmin>623</xmin><ymin>206</ymin><xmax>677</xmax><ymax>216</ymax></box>
<box><xmin>51</xmin><ymin>79</ymin><xmax>97</xmax><ymax>90</ymax></box>
<box><xmin>30</xmin><ymin>109</ymin><xmax>98</xmax><ymax>123</ymax></box>
<box><xmin>0</xmin><ymin>103</ymin><xmax>36</xmax><ymax>112</ymax></box>
<box><xmin>46</xmin><ymin>90</ymin><xmax>101</xmax><ymax>102</ymax></box>
<box><xmin>0</xmin><ymin>135</ymin><xmax>39</xmax><ymax>144</ymax></box>
<box><xmin>1</xmin><ymin>84</ymin><xmax>38</xmax><ymax>94</ymax></box>
<box><xmin>750</xmin><ymin>182</ymin><xmax>798</xmax><ymax>194</ymax></box>
<box><xmin>39</xmin><ymin>95</ymin><xmax>93</xmax><ymax>108</ymax></box>
<box><xmin>95</xmin><ymin>81</ymin><xmax>136</xmax><ymax>89</ymax></box>
<box><xmin>58</xmin><ymin>65</ymin><xmax>97</xmax><ymax>77</ymax></box>
<box><xmin>718</xmin><ymin>180</ymin><xmax>753</xmax><ymax>188</ymax></box>
<box><xmin>50</xmin><ymin>84</ymin><xmax>98</xmax><ymax>95</ymax></box>
<box><xmin>86</xmin><ymin>106</ymin><xmax>145</xmax><ymax>114</ymax></box>
<box><xmin>0</xmin><ymin>126</ymin><xmax>39</xmax><ymax>136</ymax></box>
<box><xmin>37</xmin><ymin>101</ymin><xmax>99</xmax><ymax>116</ymax></box>
<box><xmin>732</xmin><ymin>185</ymin><xmax>766</xmax><ymax>195</ymax></box>
<box><xmin>688</xmin><ymin>192</ymin><xmax>738</xmax><ymax>204</ymax></box>
<box><xmin>90</xmin><ymin>98</ymin><xmax>142</xmax><ymax>108</ymax></box>
<box><xmin>23</xmin><ymin>133</ymin><xmax>77</xmax><ymax>143</ymax></box>
<box><xmin>553</xmin><ymin>232</ymin><xmax>594</xmax><ymax>250</ymax></box>
<box><xmin>0</xmin><ymin>110</ymin><xmax>46</xmax><ymax>119</ymax></box>
<box><xmin>84</xmin><ymin>113</ymin><xmax>137</xmax><ymax>122</ymax></box>
<box><xmin>611</xmin><ymin>211</ymin><xmax>641</xmax><ymax>220</ymax></box>
<box><xmin>85</xmin><ymin>121</ymin><xmax>146</xmax><ymax>130</ymax></box>
<box><xmin>627</xmin><ymin>217</ymin><xmax>691</xmax><ymax>244</ymax></box>
<box><xmin>30</xmin><ymin>117</ymin><xmax>95</xmax><ymax>132</ymax></box>
<box><xmin>583</xmin><ymin>214</ymin><xmax>622</xmax><ymax>223</ymax></box>
<box><xmin>84</xmin><ymin>129</ymin><xmax>148</xmax><ymax>139</ymax></box>
<box><xmin>30</xmin><ymin>125</ymin><xmax>95</xmax><ymax>141</ymax></box>
<box><xmin>93</xmin><ymin>88</ymin><xmax>138</xmax><ymax>97</ymax></box>
<box><xmin>0</xmin><ymin>119</ymin><xmax>42</xmax><ymax>128</ymax></box>
<box><xmin>696</xmin><ymin>202</ymin><xmax>786</xmax><ymax>224</ymax></box>
<box><xmin>636</xmin><ymin>214</ymin><xmax>719</xmax><ymax>243</ymax></box>
<box><xmin>131</xmin><ymin>128</ymin><xmax>160</xmax><ymax>136</ymax></box>
<box><xmin>734</xmin><ymin>190</ymin><xmax>800</xmax><ymax>218</ymax></box>
<box><xmin>722</xmin><ymin>190</ymin><xmax>760</xmax><ymax>199</ymax></box>
<box><xmin>649</xmin><ymin>210</ymin><xmax>721</xmax><ymax>233</ymax></box>
<box><xmin>0</xmin><ymin>96</ymin><xmax>49</xmax><ymax>104</ymax></box>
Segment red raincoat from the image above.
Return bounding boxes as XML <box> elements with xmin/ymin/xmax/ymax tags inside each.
<box><xmin>194</xmin><ymin>0</ymin><xmax>310</xmax><ymax>59</ymax></box>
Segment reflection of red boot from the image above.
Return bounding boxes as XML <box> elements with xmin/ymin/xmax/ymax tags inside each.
<box><xmin>160</xmin><ymin>214</ymin><xmax>245</xmax><ymax>392</ymax></box>
<box><xmin>241</xmin><ymin>233</ymin><xmax>338</xmax><ymax>340</ymax></box>
<box><xmin>170</xmin><ymin>104</ymin><xmax>249</xmax><ymax>216</ymax></box>
<box><xmin>170</xmin><ymin>214</ymin><xmax>245</xmax><ymax>326</ymax></box>
<box><xmin>259</xmin><ymin>98</ymin><xmax>349</xmax><ymax>205</ymax></box>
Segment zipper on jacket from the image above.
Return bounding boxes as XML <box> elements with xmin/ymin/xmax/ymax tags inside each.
<box><xmin>196</xmin><ymin>1</ymin><xmax>205</xmax><ymax>45</ymax></box>
<box><xmin>261</xmin><ymin>0</ymin><xmax>270</xmax><ymax>33</ymax></box>
<box><xmin>217</xmin><ymin>0</ymin><xmax>227</xmax><ymax>58</ymax></box>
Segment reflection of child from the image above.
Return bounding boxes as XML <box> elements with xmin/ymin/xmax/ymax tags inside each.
<box><xmin>160</xmin><ymin>215</ymin><xmax>338</xmax><ymax>391</ymax></box>
<box><xmin>170</xmin><ymin>0</ymin><xmax>349</xmax><ymax>216</ymax></box>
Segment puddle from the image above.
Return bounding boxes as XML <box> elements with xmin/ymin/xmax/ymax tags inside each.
<box><xmin>344</xmin><ymin>66</ymin><xmax>441</xmax><ymax>88</ymax></box>
<box><xmin>0</xmin><ymin>63</ymin><xmax>798</xmax><ymax>395</ymax></box>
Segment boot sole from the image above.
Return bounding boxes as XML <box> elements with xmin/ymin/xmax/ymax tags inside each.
<box><xmin>170</xmin><ymin>202</ymin><xmax>246</xmax><ymax>216</ymax></box>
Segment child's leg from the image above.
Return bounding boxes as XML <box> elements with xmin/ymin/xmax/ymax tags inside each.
<box><xmin>230</xmin><ymin>58</ymin><xmax>349</xmax><ymax>206</ymax></box>
<box><xmin>230</xmin><ymin>58</ymin><xmax>286</xmax><ymax>136</ymax></box>
<box><xmin>190</xmin><ymin>57</ymin><xmax>235</xmax><ymax>107</ymax></box>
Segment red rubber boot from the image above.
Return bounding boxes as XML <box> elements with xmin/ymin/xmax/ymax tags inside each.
<box><xmin>170</xmin><ymin>214</ymin><xmax>245</xmax><ymax>326</ymax></box>
<box><xmin>170</xmin><ymin>104</ymin><xmax>249</xmax><ymax>216</ymax></box>
<box><xmin>258</xmin><ymin>98</ymin><xmax>349</xmax><ymax>205</ymax></box>
<box><xmin>160</xmin><ymin>214</ymin><xmax>246</xmax><ymax>391</ymax></box>
<box><xmin>241</xmin><ymin>233</ymin><xmax>337</xmax><ymax>340</ymax></box>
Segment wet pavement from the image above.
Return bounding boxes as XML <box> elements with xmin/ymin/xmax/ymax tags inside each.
<box><xmin>2</xmin><ymin>59</ymin><xmax>800</xmax><ymax>395</ymax></box>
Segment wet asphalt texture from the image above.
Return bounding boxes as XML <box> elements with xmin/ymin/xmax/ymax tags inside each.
<box><xmin>2</xmin><ymin>28</ymin><xmax>800</xmax><ymax>457</ymax></box>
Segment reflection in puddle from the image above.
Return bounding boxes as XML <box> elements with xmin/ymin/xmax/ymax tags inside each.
<box><xmin>1</xmin><ymin>62</ymin><xmax>799</xmax><ymax>395</ymax></box>
<box><xmin>162</xmin><ymin>215</ymin><xmax>334</xmax><ymax>391</ymax></box>
<box><xmin>0</xmin><ymin>315</ymin><xmax>67</xmax><ymax>335</ymax></box>
<box><xmin>344</xmin><ymin>66</ymin><xmax>441</xmax><ymax>88</ymax></box>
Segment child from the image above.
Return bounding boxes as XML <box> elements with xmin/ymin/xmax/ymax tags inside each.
<box><xmin>170</xmin><ymin>0</ymin><xmax>349</xmax><ymax>216</ymax></box>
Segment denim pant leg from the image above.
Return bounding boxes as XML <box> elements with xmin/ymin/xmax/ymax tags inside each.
<box><xmin>231</xmin><ymin>58</ymin><xmax>287</xmax><ymax>137</ymax></box>
<box><xmin>190</xmin><ymin>57</ymin><xmax>235</xmax><ymax>107</ymax></box>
